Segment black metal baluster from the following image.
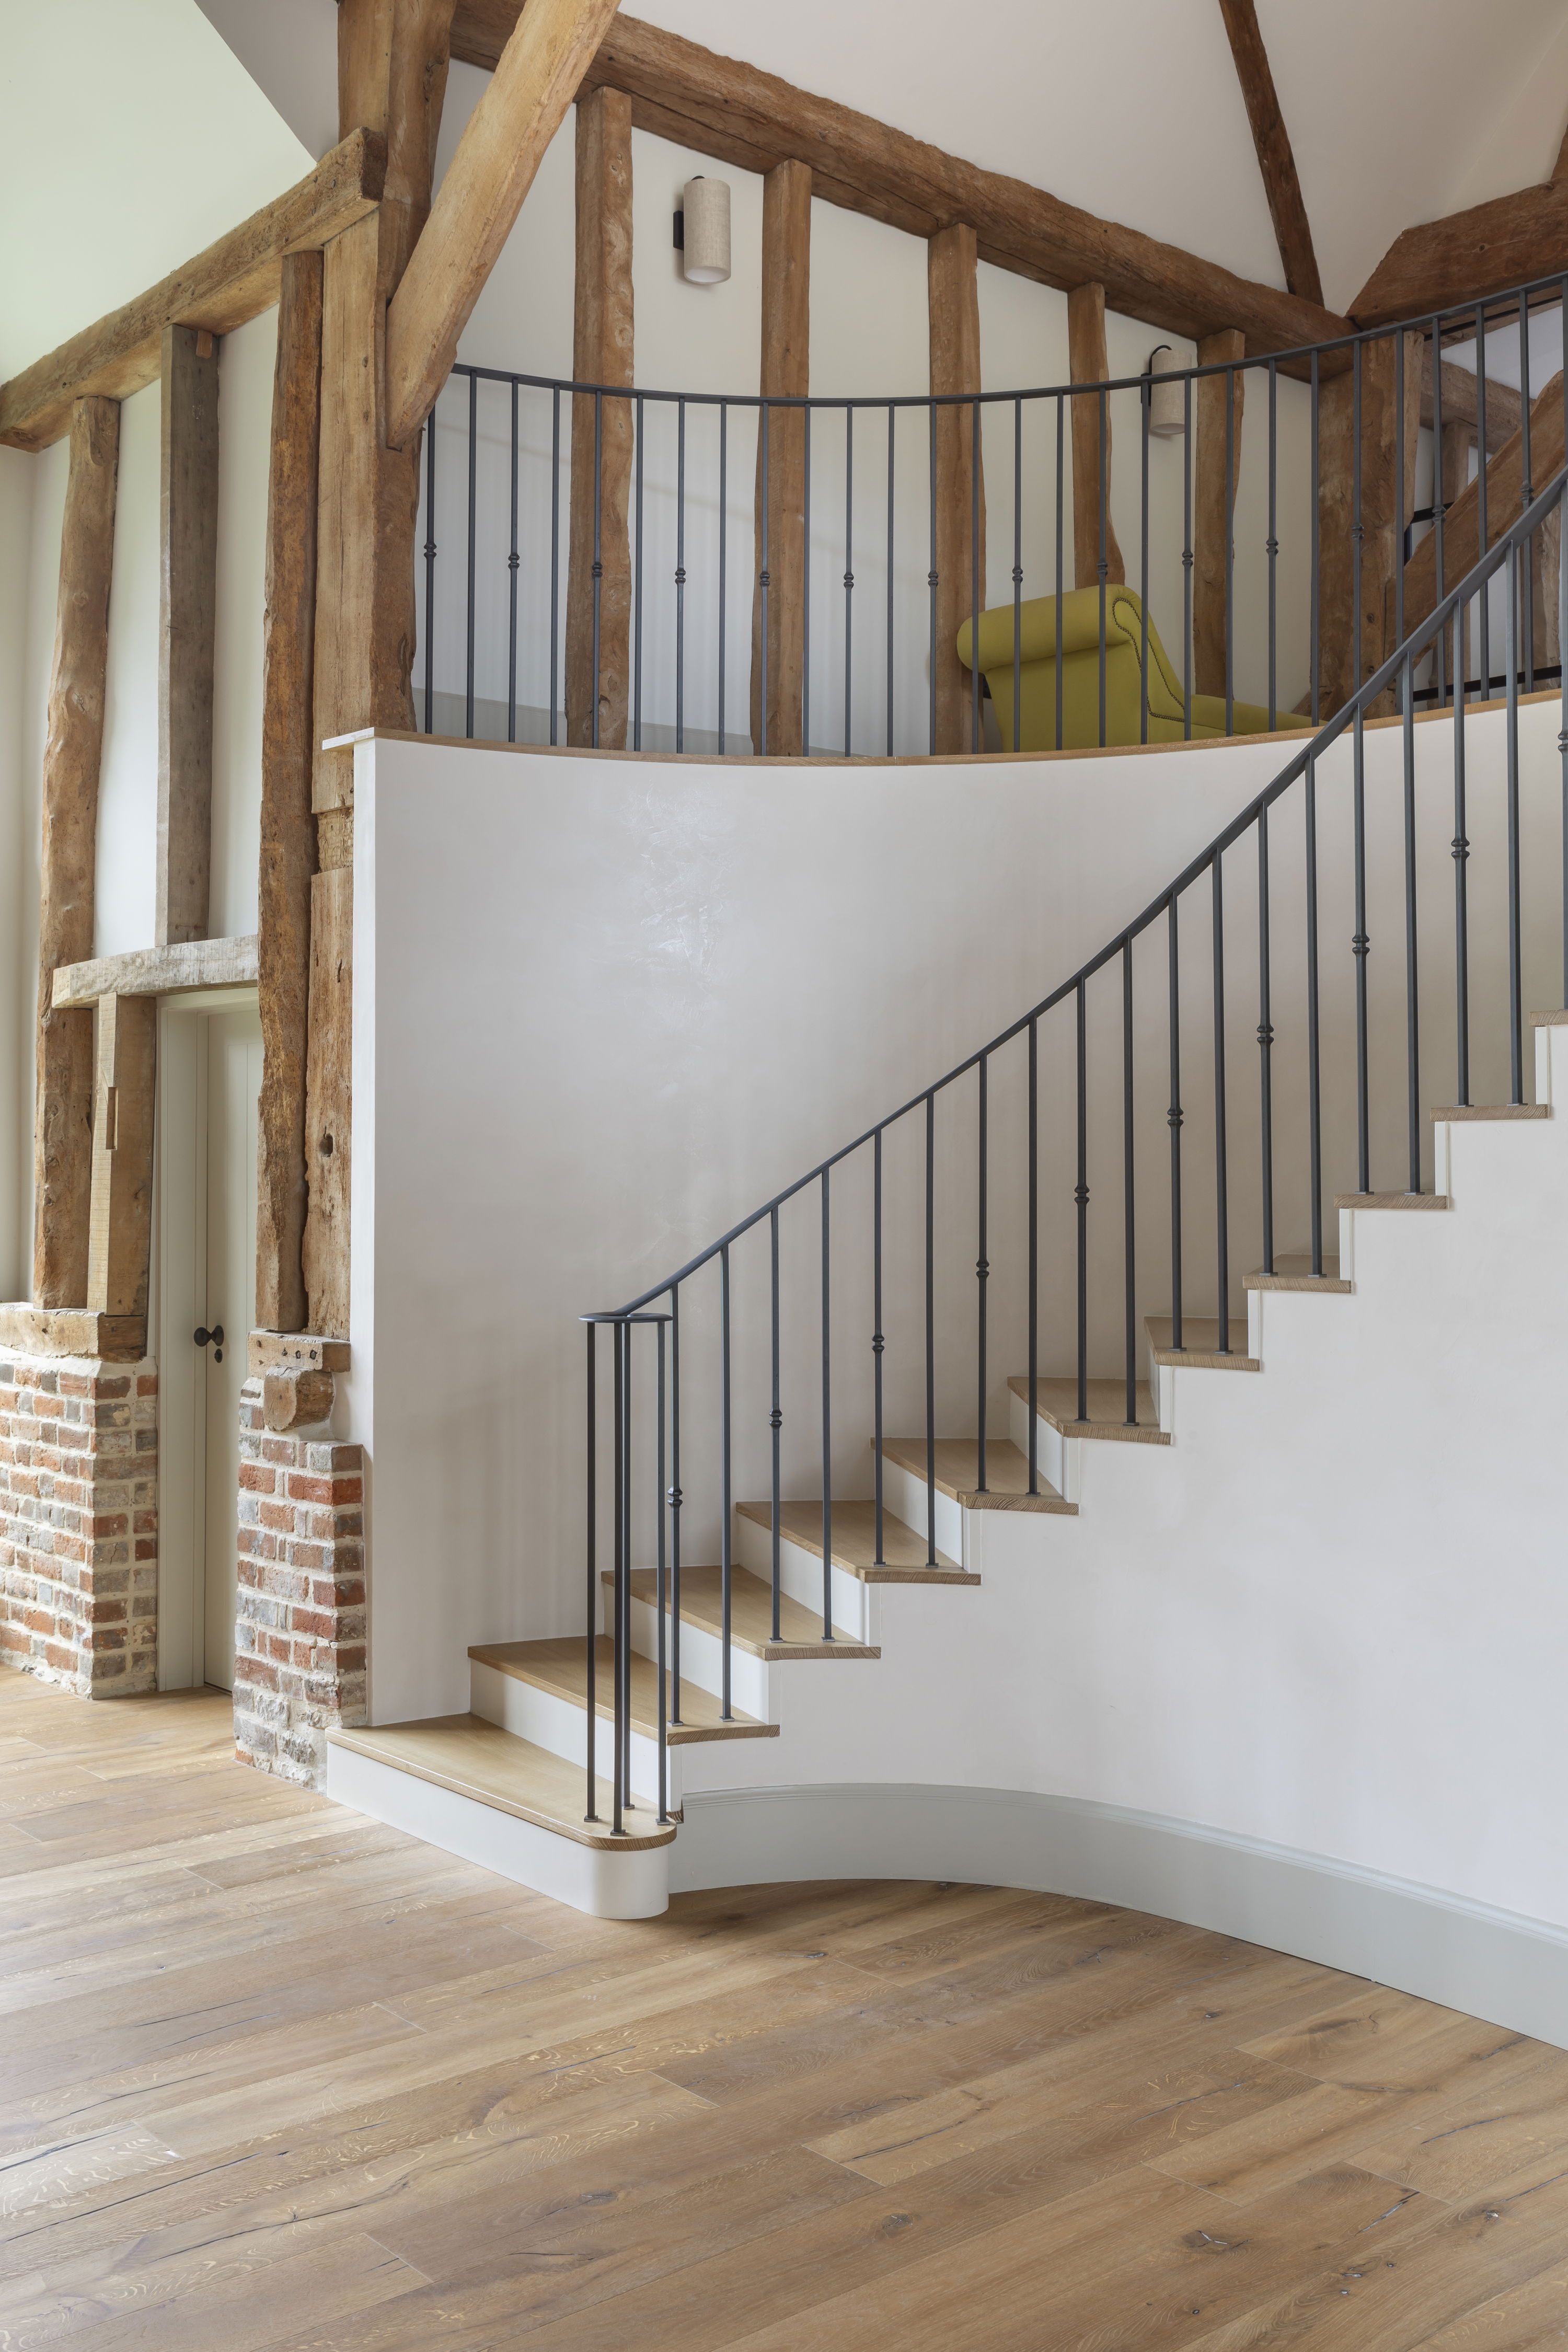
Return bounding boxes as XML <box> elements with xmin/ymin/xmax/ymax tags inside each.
<box><xmin>976</xmin><ymin>1053</ymin><xmax>988</xmax><ymax>1491</ymax></box>
<box><xmin>1351</xmin><ymin>342</ymin><xmax>1362</xmax><ymax>709</ymax></box>
<box><xmin>655</xmin><ymin>1320</ymin><xmax>668</xmax><ymax>1825</ymax></box>
<box><xmin>592</xmin><ymin>390</ymin><xmax>603</xmax><ymax>750</ymax></box>
<box><xmin>820</xmin><ymin>1168</ymin><xmax>833</xmax><ymax>1639</ymax></box>
<box><xmin>925</xmin><ymin>1090</ymin><xmax>937</xmax><ymax>1564</ymax></box>
<box><xmin>549</xmin><ymin>386</ymin><xmax>560</xmax><ymax>745</ymax></box>
<box><xmin>1305</xmin><ymin>754</ymin><xmax>1324</xmax><ymax>1273</ymax></box>
<box><xmin>1309</xmin><ymin>350</ymin><xmax>1320</xmax><ymax>723</ymax></box>
<box><xmin>1267</xmin><ymin>358</ymin><xmax>1277</xmax><ymax>730</ymax></box>
<box><xmin>422</xmin><ymin>399</ymin><xmax>436</xmax><ymax>733</ymax></box>
<box><xmin>845</xmin><ymin>405</ymin><xmax>855</xmax><ymax>755</ymax></box>
<box><xmin>465</xmin><ymin>370</ymin><xmax>477</xmax><ymax>740</ymax></box>
<box><xmin>1521</xmin><ymin>292</ymin><xmax>1535</xmax><ymax>695</ymax></box>
<box><xmin>1393</xmin><ymin>333</ymin><xmax>1405</xmax><ymax>668</ymax></box>
<box><xmin>1098</xmin><ymin>386</ymin><xmax>1109</xmax><ymax>748</ymax></box>
<box><xmin>972</xmin><ymin>396</ymin><xmax>982</xmax><ymax>753</ymax></box>
<box><xmin>759</xmin><ymin>402</ymin><xmax>770</xmax><ymax>754</ymax></box>
<box><xmin>1140</xmin><ymin>361</ymin><xmax>1150</xmax><ymax>744</ymax></box>
<box><xmin>1224</xmin><ymin>367</ymin><xmax>1235</xmax><ymax>738</ymax></box>
<box><xmin>633</xmin><ymin>393</ymin><xmax>644</xmax><ymax>751</ymax></box>
<box><xmin>769</xmin><ymin>1205</ymin><xmax>781</xmax><ymax>1641</ymax></box>
<box><xmin>719</xmin><ymin>1244</ymin><xmax>732</xmax><ymax>1718</ymax></box>
<box><xmin>1258</xmin><ymin>806</ymin><xmax>1274</xmax><ymax>1274</ymax></box>
<box><xmin>1075</xmin><ymin>982</ymin><xmax>1089</xmax><ymax>1422</ymax></box>
<box><xmin>1213</xmin><ymin>857</ymin><xmax>1229</xmax><ymax>1350</ymax></box>
<box><xmin>1028</xmin><ymin>1016</ymin><xmax>1039</xmax><ymax>1489</ymax></box>
<box><xmin>619</xmin><ymin>1321</ymin><xmax>632</xmax><ymax>1815</ymax></box>
<box><xmin>1403</xmin><ymin>649</ymin><xmax>1421</xmax><ymax>1190</ymax></box>
<box><xmin>584</xmin><ymin>1322</ymin><xmax>598</xmax><ymax>1821</ymax></box>
<box><xmin>1055</xmin><ymin>396</ymin><xmax>1065</xmax><ymax>748</ymax></box>
<box><xmin>1433</xmin><ymin>317</ymin><xmax>1447</xmax><ymax>708</ymax></box>
<box><xmin>928</xmin><ymin>402</ymin><xmax>938</xmax><ymax>754</ymax></box>
<box><xmin>1123</xmin><ymin>940</ymin><xmax>1136</xmax><ymax>1424</ymax></box>
<box><xmin>873</xmin><ymin>1128</ymin><xmax>885</xmax><ymax>1564</ymax></box>
<box><xmin>718</xmin><ymin>403</ymin><xmax>728</xmax><ymax>754</ymax></box>
<box><xmin>1353</xmin><ymin>708</ymin><xmax>1370</xmax><ymax>1192</ymax></box>
<box><xmin>1454</xmin><ymin>604</ymin><xmax>1471</xmax><ymax>1103</ymax></box>
<box><xmin>803</xmin><ymin>403</ymin><xmax>812</xmax><ymax>756</ymax></box>
<box><xmin>507</xmin><ymin>378</ymin><xmax>519</xmax><ymax>744</ymax></box>
<box><xmin>1183</xmin><ymin>375</ymin><xmax>1194</xmax><ymax>737</ymax></box>
<box><xmin>1169</xmin><ymin>898</ymin><xmax>1184</xmax><ymax>1344</ymax></box>
<box><xmin>676</xmin><ymin>397</ymin><xmax>687</xmax><ymax>753</ymax></box>
<box><xmin>1477</xmin><ymin>304</ymin><xmax>1490</xmax><ymax>693</ymax></box>
<box><xmin>610</xmin><ymin>1318</ymin><xmax>625</xmax><ymax>1836</ymax></box>
<box><xmin>1013</xmin><ymin>397</ymin><xmax>1023</xmax><ymax>754</ymax></box>
<box><xmin>886</xmin><ymin>405</ymin><xmax>896</xmax><ymax>755</ymax></box>
<box><xmin>1507</xmin><ymin>549</ymin><xmax>1524</xmax><ymax>1102</ymax></box>
<box><xmin>669</xmin><ymin>1285</ymin><xmax>683</xmax><ymax>1724</ymax></box>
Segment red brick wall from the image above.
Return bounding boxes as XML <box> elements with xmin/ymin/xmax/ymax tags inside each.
<box><xmin>233</xmin><ymin>1377</ymin><xmax>366</xmax><ymax>1785</ymax></box>
<box><xmin>0</xmin><ymin>1352</ymin><xmax>158</xmax><ymax>1697</ymax></box>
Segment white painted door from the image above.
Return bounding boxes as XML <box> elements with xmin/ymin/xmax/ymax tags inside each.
<box><xmin>202</xmin><ymin>1007</ymin><xmax>263</xmax><ymax>1690</ymax></box>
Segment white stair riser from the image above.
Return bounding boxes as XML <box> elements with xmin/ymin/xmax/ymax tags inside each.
<box><xmin>624</xmin><ymin>1590</ymin><xmax>772</xmax><ymax>1719</ymax></box>
<box><xmin>1007</xmin><ymin>1391</ymin><xmax>1069</xmax><ymax>1493</ymax></box>
<box><xmin>734</xmin><ymin>1512</ymin><xmax>872</xmax><ymax>1641</ymax></box>
<box><xmin>470</xmin><ymin>1656</ymin><xmax>677</xmax><ymax>1807</ymax></box>
<box><xmin>326</xmin><ymin>1740</ymin><xmax>668</xmax><ymax>1919</ymax></box>
<box><xmin>876</xmin><ymin>1458</ymin><xmax>965</xmax><ymax>1562</ymax></box>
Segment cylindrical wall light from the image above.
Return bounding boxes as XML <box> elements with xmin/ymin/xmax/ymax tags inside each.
<box><xmin>677</xmin><ymin>176</ymin><xmax>731</xmax><ymax>284</ymax></box>
<box><xmin>1145</xmin><ymin>344</ymin><xmax>1187</xmax><ymax>438</ymax></box>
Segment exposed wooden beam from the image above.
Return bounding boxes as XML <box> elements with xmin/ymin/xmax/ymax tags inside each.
<box><xmin>1352</xmin><ymin>182</ymin><xmax>1568</xmax><ymax>333</ymax></box>
<box><xmin>53</xmin><ymin>937</ymin><xmax>258</xmax><ymax>1011</ymax></box>
<box><xmin>1193</xmin><ymin>329</ymin><xmax>1245</xmax><ymax>700</ymax></box>
<box><xmin>0</xmin><ymin>133</ymin><xmax>385</xmax><ymax>453</ymax></box>
<box><xmin>384</xmin><ymin>0</ymin><xmax>625</xmax><ymax>451</ymax></box>
<box><xmin>1402</xmin><ymin>371</ymin><xmax>1566</xmax><ymax>641</ymax></box>
<box><xmin>1216</xmin><ymin>0</ymin><xmax>1322</xmax><ymax>307</ymax></box>
<box><xmin>1421</xmin><ymin>349</ymin><xmax>1521</xmax><ymax>446</ymax></box>
<box><xmin>340</xmin><ymin>0</ymin><xmax>459</xmax><ymax>283</ymax></box>
<box><xmin>566</xmin><ymin>85</ymin><xmax>635</xmax><ymax>748</ymax></box>
<box><xmin>34</xmin><ymin>397</ymin><xmax>118</xmax><ymax>1311</ymax></box>
<box><xmin>751</xmin><ymin>159</ymin><xmax>811</xmax><ymax>755</ymax></box>
<box><xmin>449</xmin><ymin>5</ymin><xmax>1348</xmax><ymax>361</ymax></box>
<box><xmin>1555</xmin><ymin>118</ymin><xmax>1568</xmax><ymax>185</ymax></box>
<box><xmin>257</xmin><ymin>251</ymin><xmax>322</xmax><ymax>1335</ymax></box>
<box><xmin>85</xmin><ymin>996</ymin><xmax>158</xmax><ymax>1320</ymax></box>
<box><xmin>929</xmin><ymin>224</ymin><xmax>986</xmax><ymax>754</ymax></box>
<box><xmin>1067</xmin><ymin>283</ymin><xmax>1124</xmax><ymax>593</ymax></box>
<box><xmin>156</xmin><ymin>326</ymin><xmax>220</xmax><ymax>948</ymax></box>
<box><xmin>0</xmin><ymin>1305</ymin><xmax>145</xmax><ymax>1363</ymax></box>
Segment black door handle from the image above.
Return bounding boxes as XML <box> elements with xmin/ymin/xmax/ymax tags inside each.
<box><xmin>194</xmin><ymin>1324</ymin><xmax>225</xmax><ymax>1363</ymax></box>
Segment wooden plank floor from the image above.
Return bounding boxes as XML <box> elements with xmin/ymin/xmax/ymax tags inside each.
<box><xmin>2</xmin><ymin>1678</ymin><xmax>1567</xmax><ymax>2349</ymax></box>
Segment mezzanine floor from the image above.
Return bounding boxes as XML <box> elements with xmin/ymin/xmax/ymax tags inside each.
<box><xmin>0</xmin><ymin>1675</ymin><xmax>1566</xmax><ymax>2349</ymax></box>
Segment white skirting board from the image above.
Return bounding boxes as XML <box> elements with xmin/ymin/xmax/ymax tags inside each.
<box><xmin>670</xmin><ymin>1782</ymin><xmax>1568</xmax><ymax>2052</ymax></box>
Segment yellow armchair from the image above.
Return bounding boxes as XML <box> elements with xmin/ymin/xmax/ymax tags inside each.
<box><xmin>956</xmin><ymin>584</ymin><xmax>1275</xmax><ymax>752</ymax></box>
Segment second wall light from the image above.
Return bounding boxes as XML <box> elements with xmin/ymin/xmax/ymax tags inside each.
<box><xmin>675</xmin><ymin>176</ymin><xmax>732</xmax><ymax>285</ymax></box>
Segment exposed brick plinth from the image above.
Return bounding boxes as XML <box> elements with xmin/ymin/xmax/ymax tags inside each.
<box><xmin>234</xmin><ymin>1378</ymin><xmax>365</xmax><ymax>1786</ymax></box>
<box><xmin>0</xmin><ymin>1352</ymin><xmax>158</xmax><ymax>1696</ymax></box>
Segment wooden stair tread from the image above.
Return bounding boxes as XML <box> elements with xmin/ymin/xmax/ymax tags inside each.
<box><xmin>326</xmin><ymin>1715</ymin><xmax>675</xmax><ymax>1851</ymax></box>
<box><xmin>608</xmin><ymin>1565</ymin><xmax>878</xmax><ymax>1657</ymax></box>
<box><xmin>1145</xmin><ymin>1316</ymin><xmax>1260</xmax><ymax>1370</ymax></box>
<box><xmin>735</xmin><ymin>1497</ymin><xmax>975</xmax><ymax>1582</ymax></box>
<box><xmin>1244</xmin><ymin>1254</ymin><xmax>1349</xmax><ymax>1293</ymax></box>
<box><xmin>469</xmin><ymin>1638</ymin><xmax>778</xmax><ymax>1743</ymax></box>
<box><xmin>877</xmin><ymin>1436</ymin><xmax>1075</xmax><ymax>1514</ymax></box>
<box><xmin>1008</xmin><ymin>1375</ymin><xmax>1169</xmax><ymax>1445</ymax></box>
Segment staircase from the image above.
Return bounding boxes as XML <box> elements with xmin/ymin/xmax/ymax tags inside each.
<box><xmin>328</xmin><ymin>468</ymin><xmax>1568</xmax><ymax>1923</ymax></box>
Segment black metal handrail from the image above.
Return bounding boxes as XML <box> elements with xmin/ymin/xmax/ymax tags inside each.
<box><xmin>579</xmin><ymin>465</ymin><xmax>1568</xmax><ymax>1835</ymax></box>
<box><xmin>419</xmin><ymin>268</ymin><xmax>1566</xmax><ymax>766</ymax></box>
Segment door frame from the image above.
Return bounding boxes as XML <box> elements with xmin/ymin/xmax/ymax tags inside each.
<box><xmin>154</xmin><ymin>985</ymin><xmax>260</xmax><ymax>1693</ymax></box>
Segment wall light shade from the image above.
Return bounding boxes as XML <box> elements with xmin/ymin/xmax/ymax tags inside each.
<box><xmin>682</xmin><ymin>176</ymin><xmax>731</xmax><ymax>284</ymax></box>
<box><xmin>1146</xmin><ymin>344</ymin><xmax>1186</xmax><ymax>437</ymax></box>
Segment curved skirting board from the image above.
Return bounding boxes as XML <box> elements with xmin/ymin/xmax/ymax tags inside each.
<box><xmin>671</xmin><ymin>1782</ymin><xmax>1568</xmax><ymax>2052</ymax></box>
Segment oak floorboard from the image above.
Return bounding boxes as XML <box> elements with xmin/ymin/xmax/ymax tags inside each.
<box><xmin>0</xmin><ymin>1677</ymin><xmax>1562</xmax><ymax>2351</ymax></box>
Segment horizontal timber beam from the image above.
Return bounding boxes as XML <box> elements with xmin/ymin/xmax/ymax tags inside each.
<box><xmin>0</xmin><ymin>131</ymin><xmax>386</xmax><ymax>452</ymax></box>
<box><xmin>1352</xmin><ymin>180</ymin><xmax>1568</xmax><ymax>334</ymax></box>
<box><xmin>449</xmin><ymin>4</ymin><xmax>1348</xmax><ymax>360</ymax></box>
<box><xmin>52</xmin><ymin>936</ymin><xmax>258</xmax><ymax>1011</ymax></box>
